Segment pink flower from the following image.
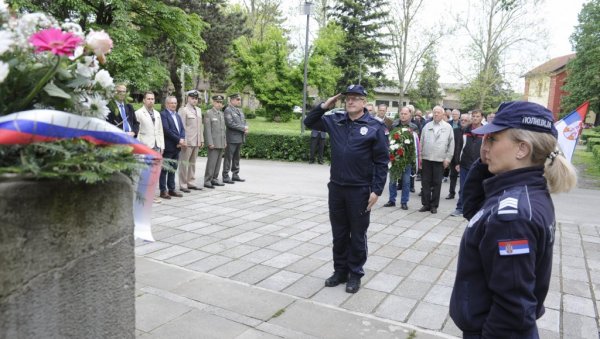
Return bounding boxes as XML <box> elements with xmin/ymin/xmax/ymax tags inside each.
<box><xmin>29</xmin><ymin>28</ymin><xmax>82</xmax><ymax>56</ymax></box>
<box><xmin>85</xmin><ymin>29</ymin><xmax>112</xmax><ymax>56</ymax></box>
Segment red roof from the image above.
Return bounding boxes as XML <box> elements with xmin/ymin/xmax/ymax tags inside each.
<box><xmin>523</xmin><ymin>53</ymin><xmax>576</xmax><ymax>77</ymax></box>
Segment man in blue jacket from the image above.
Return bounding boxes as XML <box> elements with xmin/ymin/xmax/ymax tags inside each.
<box><xmin>159</xmin><ymin>96</ymin><xmax>186</xmax><ymax>199</ymax></box>
<box><xmin>304</xmin><ymin>84</ymin><xmax>389</xmax><ymax>293</ymax></box>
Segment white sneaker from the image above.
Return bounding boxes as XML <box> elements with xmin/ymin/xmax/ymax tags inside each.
<box><xmin>153</xmin><ymin>198</ymin><xmax>162</xmax><ymax>204</ymax></box>
<box><xmin>450</xmin><ymin>209</ymin><xmax>462</xmax><ymax>217</ymax></box>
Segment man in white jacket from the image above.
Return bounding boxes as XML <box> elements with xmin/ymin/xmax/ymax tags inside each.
<box><xmin>418</xmin><ymin>105</ymin><xmax>454</xmax><ymax>214</ymax></box>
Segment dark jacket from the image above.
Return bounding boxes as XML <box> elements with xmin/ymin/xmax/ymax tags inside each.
<box><xmin>459</xmin><ymin>126</ymin><xmax>484</xmax><ymax>169</ymax></box>
<box><xmin>160</xmin><ymin>109</ymin><xmax>185</xmax><ymax>153</ymax></box>
<box><xmin>450</xmin><ymin>166</ymin><xmax>555</xmax><ymax>338</ymax></box>
<box><xmin>106</xmin><ymin>101</ymin><xmax>139</xmax><ymax>136</ymax></box>
<box><xmin>451</xmin><ymin>127</ymin><xmax>464</xmax><ymax>166</ymax></box>
<box><xmin>304</xmin><ymin>104</ymin><xmax>389</xmax><ymax>195</ymax></box>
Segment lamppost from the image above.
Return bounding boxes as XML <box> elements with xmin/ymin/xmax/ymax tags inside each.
<box><xmin>301</xmin><ymin>1</ymin><xmax>314</xmax><ymax>134</ymax></box>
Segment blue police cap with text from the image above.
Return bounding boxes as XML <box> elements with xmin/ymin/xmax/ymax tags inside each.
<box><xmin>342</xmin><ymin>84</ymin><xmax>367</xmax><ymax>96</ymax></box>
<box><xmin>472</xmin><ymin>101</ymin><xmax>557</xmax><ymax>138</ymax></box>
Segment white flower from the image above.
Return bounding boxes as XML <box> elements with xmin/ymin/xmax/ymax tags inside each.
<box><xmin>404</xmin><ymin>139</ymin><xmax>411</xmax><ymax>144</ymax></box>
<box><xmin>401</xmin><ymin>128</ymin><xmax>408</xmax><ymax>132</ymax></box>
<box><xmin>85</xmin><ymin>29</ymin><xmax>112</xmax><ymax>56</ymax></box>
<box><xmin>0</xmin><ymin>30</ymin><xmax>14</xmax><ymax>55</ymax></box>
<box><xmin>80</xmin><ymin>93</ymin><xmax>110</xmax><ymax>118</ymax></box>
<box><xmin>61</xmin><ymin>21</ymin><xmax>84</xmax><ymax>39</ymax></box>
<box><xmin>11</xmin><ymin>13</ymin><xmax>59</xmax><ymax>48</ymax></box>
<box><xmin>390</xmin><ymin>144</ymin><xmax>399</xmax><ymax>150</ymax></box>
<box><xmin>390</xmin><ymin>139</ymin><xmax>396</xmax><ymax>145</ymax></box>
<box><xmin>76</xmin><ymin>56</ymin><xmax>99</xmax><ymax>77</ymax></box>
<box><xmin>94</xmin><ymin>69</ymin><xmax>113</xmax><ymax>89</ymax></box>
<box><xmin>0</xmin><ymin>61</ymin><xmax>9</xmax><ymax>83</ymax></box>
<box><xmin>0</xmin><ymin>0</ymin><xmax>8</xmax><ymax>15</ymax></box>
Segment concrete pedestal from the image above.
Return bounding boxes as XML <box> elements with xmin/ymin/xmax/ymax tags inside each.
<box><xmin>0</xmin><ymin>175</ymin><xmax>135</xmax><ymax>339</ymax></box>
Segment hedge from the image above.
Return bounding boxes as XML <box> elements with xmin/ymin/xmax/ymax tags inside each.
<box><xmin>586</xmin><ymin>137</ymin><xmax>600</xmax><ymax>152</ymax></box>
<box><xmin>593</xmin><ymin>145</ymin><xmax>600</xmax><ymax>167</ymax></box>
<box><xmin>581</xmin><ymin>132</ymin><xmax>600</xmax><ymax>142</ymax></box>
<box><xmin>198</xmin><ymin>133</ymin><xmax>330</xmax><ymax>162</ymax></box>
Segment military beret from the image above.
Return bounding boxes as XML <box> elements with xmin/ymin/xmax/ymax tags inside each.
<box><xmin>212</xmin><ymin>95</ymin><xmax>224</xmax><ymax>101</ymax></box>
<box><xmin>186</xmin><ymin>90</ymin><xmax>199</xmax><ymax>98</ymax></box>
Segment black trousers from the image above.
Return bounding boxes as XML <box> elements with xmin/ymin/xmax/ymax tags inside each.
<box><xmin>328</xmin><ymin>182</ymin><xmax>371</xmax><ymax>277</ymax></box>
<box><xmin>159</xmin><ymin>149</ymin><xmax>179</xmax><ymax>192</ymax></box>
<box><xmin>309</xmin><ymin>135</ymin><xmax>326</xmax><ymax>162</ymax></box>
<box><xmin>421</xmin><ymin>159</ymin><xmax>444</xmax><ymax>208</ymax></box>
<box><xmin>222</xmin><ymin>142</ymin><xmax>241</xmax><ymax>178</ymax></box>
<box><xmin>448</xmin><ymin>162</ymin><xmax>459</xmax><ymax>195</ymax></box>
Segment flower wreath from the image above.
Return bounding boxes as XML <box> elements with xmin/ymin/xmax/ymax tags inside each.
<box><xmin>388</xmin><ymin>126</ymin><xmax>416</xmax><ymax>181</ymax></box>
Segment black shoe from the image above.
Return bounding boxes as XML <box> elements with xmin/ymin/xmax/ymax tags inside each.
<box><xmin>188</xmin><ymin>185</ymin><xmax>202</xmax><ymax>190</ymax></box>
<box><xmin>232</xmin><ymin>176</ymin><xmax>245</xmax><ymax>182</ymax></box>
<box><xmin>309</xmin><ymin>160</ymin><xmax>315</xmax><ymax>164</ymax></box>
<box><xmin>418</xmin><ymin>206</ymin><xmax>430</xmax><ymax>212</ymax></box>
<box><xmin>345</xmin><ymin>276</ymin><xmax>361</xmax><ymax>293</ymax></box>
<box><xmin>418</xmin><ymin>191</ymin><xmax>422</xmax><ymax>197</ymax></box>
<box><xmin>168</xmin><ymin>190</ymin><xmax>183</xmax><ymax>197</ymax></box>
<box><xmin>401</xmin><ymin>203</ymin><xmax>408</xmax><ymax>210</ymax></box>
<box><xmin>180</xmin><ymin>188</ymin><xmax>191</xmax><ymax>193</ymax></box>
<box><xmin>325</xmin><ymin>272</ymin><xmax>348</xmax><ymax>287</ymax></box>
<box><xmin>410</xmin><ymin>188</ymin><xmax>415</xmax><ymax>193</ymax></box>
<box><xmin>211</xmin><ymin>181</ymin><xmax>225</xmax><ymax>186</ymax></box>
<box><xmin>223</xmin><ymin>178</ymin><xmax>235</xmax><ymax>184</ymax></box>
<box><xmin>204</xmin><ymin>183</ymin><xmax>215</xmax><ymax>189</ymax></box>
<box><xmin>445</xmin><ymin>194</ymin><xmax>455</xmax><ymax>200</ymax></box>
<box><xmin>383</xmin><ymin>201</ymin><xmax>395</xmax><ymax>207</ymax></box>
<box><xmin>431</xmin><ymin>207</ymin><xmax>437</xmax><ymax>214</ymax></box>
<box><xmin>318</xmin><ymin>160</ymin><xmax>324</xmax><ymax>164</ymax></box>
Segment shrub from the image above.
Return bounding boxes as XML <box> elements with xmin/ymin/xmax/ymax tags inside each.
<box><xmin>593</xmin><ymin>145</ymin><xmax>600</xmax><ymax>168</ymax></box>
<box><xmin>586</xmin><ymin>138</ymin><xmax>600</xmax><ymax>152</ymax></box>
<box><xmin>198</xmin><ymin>133</ymin><xmax>330</xmax><ymax>162</ymax></box>
<box><xmin>255</xmin><ymin>107</ymin><xmax>267</xmax><ymax>117</ymax></box>
<box><xmin>580</xmin><ymin>132</ymin><xmax>600</xmax><ymax>142</ymax></box>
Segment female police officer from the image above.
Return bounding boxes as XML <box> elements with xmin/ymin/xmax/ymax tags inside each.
<box><xmin>449</xmin><ymin>101</ymin><xmax>577</xmax><ymax>338</ymax></box>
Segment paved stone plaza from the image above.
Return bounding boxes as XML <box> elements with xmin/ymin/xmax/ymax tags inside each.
<box><xmin>135</xmin><ymin>159</ymin><xmax>600</xmax><ymax>338</ymax></box>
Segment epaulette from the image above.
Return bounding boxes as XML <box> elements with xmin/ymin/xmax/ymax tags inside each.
<box><xmin>496</xmin><ymin>186</ymin><xmax>530</xmax><ymax>221</ymax></box>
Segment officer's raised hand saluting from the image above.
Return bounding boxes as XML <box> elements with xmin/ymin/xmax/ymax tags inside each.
<box><xmin>304</xmin><ymin>84</ymin><xmax>389</xmax><ymax>294</ymax></box>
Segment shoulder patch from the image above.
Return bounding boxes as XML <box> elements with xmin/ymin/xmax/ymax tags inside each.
<box><xmin>498</xmin><ymin>239</ymin><xmax>530</xmax><ymax>256</ymax></box>
<box><xmin>496</xmin><ymin>187</ymin><xmax>526</xmax><ymax>221</ymax></box>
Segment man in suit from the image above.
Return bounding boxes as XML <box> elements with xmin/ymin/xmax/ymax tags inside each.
<box><xmin>159</xmin><ymin>96</ymin><xmax>186</xmax><ymax>199</ymax></box>
<box><xmin>178</xmin><ymin>90</ymin><xmax>204</xmax><ymax>192</ymax></box>
<box><xmin>222</xmin><ymin>93</ymin><xmax>248</xmax><ymax>183</ymax></box>
<box><xmin>106</xmin><ymin>84</ymin><xmax>139</xmax><ymax>137</ymax></box>
<box><xmin>203</xmin><ymin>95</ymin><xmax>227</xmax><ymax>189</ymax></box>
<box><xmin>135</xmin><ymin>91</ymin><xmax>165</xmax><ymax>203</ymax></box>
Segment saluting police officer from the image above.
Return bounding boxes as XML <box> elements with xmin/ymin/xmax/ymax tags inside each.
<box><xmin>203</xmin><ymin>95</ymin><xmax>227</xmax><ymax>188</ymax></box>
<box><xmin>304</xmin><ymin>84</ymin><xmax>389</xmax><ymax>293</ymax></box>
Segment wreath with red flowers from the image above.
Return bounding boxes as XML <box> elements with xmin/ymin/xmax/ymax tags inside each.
<box><xmin>388</xmin><ymin>126</ymin><xmax>416</xmax><ymax>181</ymax></box>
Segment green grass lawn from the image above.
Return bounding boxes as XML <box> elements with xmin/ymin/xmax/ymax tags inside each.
<box><xmin>247</xmin><ymin>116</ymin><xmax>304</xmax><ymax>135</ymax></box>
<box><xmin>573</xmin><ymin>147</ymin><xmax>600</xmax><ymax>187</ymax></box>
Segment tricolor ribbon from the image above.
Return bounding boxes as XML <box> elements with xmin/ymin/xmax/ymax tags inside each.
<box><xmin>0</xmin><ymin>110</ymin><xmax>161</xmax><ymax>241</ymax></box>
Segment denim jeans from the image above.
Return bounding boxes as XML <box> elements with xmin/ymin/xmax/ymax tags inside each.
<box><xmin>388</xmin><ymin>164</ymin><xmax>412</xmax><ymax>204</ymax></box>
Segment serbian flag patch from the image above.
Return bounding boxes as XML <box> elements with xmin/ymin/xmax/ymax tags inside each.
<box><xmin>498</xmin><ymin>239</ymin><xmax>530</xmax><ymax>256</ymax></box>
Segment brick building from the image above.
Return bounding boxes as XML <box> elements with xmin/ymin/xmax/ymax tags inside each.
<box><xmin>523</xmin><ymin>53</ymin><xmax>576</xmax><ymax>120</ymax></box>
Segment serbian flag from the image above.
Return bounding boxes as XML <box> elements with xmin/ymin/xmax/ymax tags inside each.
<box><xmin>0</xmin><ymin>110</ymin><xmax>161</xmax><ymax>241</ymax></box>
<box><xmin>554</xmin><ymin>101</ymin><xmax>589</xmax><ymax>163</ymax></box>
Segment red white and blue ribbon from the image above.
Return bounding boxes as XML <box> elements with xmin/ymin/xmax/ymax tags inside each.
<box><xmin>0</xmin><ymin>110</ymin><xmax>161</xmax><ymax>241</ymax></box>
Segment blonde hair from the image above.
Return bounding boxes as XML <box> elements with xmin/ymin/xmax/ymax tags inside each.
<box><xmin>508</xmin><ymin>129</ymin><xmax>577</xmax><ymax>193</ymax></box>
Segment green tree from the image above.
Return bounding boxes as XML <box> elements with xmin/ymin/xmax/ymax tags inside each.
<box><xmin>411</xmin><ymin>52</ymin><xmax>441</xmax><ymax>108</ymax></box>
<box><xmin>306</xmin><ymin>23</ymin><xmax>345</xmax><ymax>98</ymax></box>
<box><xmin>331</xmin><ymin>0</ymin><xmax>389</xmax><ymax>90</ymax></box>
<box><xmin>562</xmin><ymin>0</ymin><xmax>600</xmax><ymax>124</ymax></box>
<box><xmin>242</xmin><ymin>0</ymin><xmax>285</xmax><ymax>42</ymax></box>
<box><xmin>10</xmin><ymin>0</ymin><xmax>207</xmax><ymax>104</ymax></box>
<box><xmin>460</xmin><ymin>57</ymin><xmax>512</xmax><ymax>111</ymax></box>
<box><xmin>229</xmin><ymin>27</ymin><xmax>302</xmax><ymax>122</ymax></box>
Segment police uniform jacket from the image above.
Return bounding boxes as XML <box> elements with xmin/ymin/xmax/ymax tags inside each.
<box><xmin>304</xmin><ymin>105</ymin><xmax>389</xmax><ymax>196</ymax></box>
<box><xmin>224</xmin><ymin>105</ymin><xmax>246</xmax><ymax>144</ymax></box>
<box><xmin>178</xmin><ymin>103</ymin><xmax>203</xmax><ymax>147</ymax></box>
<box><xmin>204</xmin><ymin>107</ymin><xmax>226</xmax><ymax>149</ymax></box>
<box><xmin>449</xmin><ymin>165</ymin><xmax>555</xmax><ymax>338</ymax></box>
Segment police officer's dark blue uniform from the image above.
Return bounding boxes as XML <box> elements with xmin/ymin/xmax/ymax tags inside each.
<box><xmin>304</xmin><ymin>84</ymin><xmax>389</xmax><ymax>293</ymax></box>
<box><xmin>450</xmin><ymin>101</ymin><xmax>562</xmax><ymax>338</ymax></box>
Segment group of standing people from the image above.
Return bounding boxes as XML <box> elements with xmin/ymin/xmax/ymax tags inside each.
<box><xmin>105</xmin><ymin>84</ymin><xmax>248</xmax><ymax>203</ymax></box>
<box><xmin>305</xmin><ymin>83</ymin><xmax>577</xmax><ymax>338</ymax></box>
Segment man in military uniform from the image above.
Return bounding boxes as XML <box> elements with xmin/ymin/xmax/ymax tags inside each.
<box><xmin>304</xmin><ymin>84</ymin><xmax>389</xmax><ymax>294</ymax></box>
<box><xmin>203</xmin><ymin>95</ymin><xmax>227</xmax><ymax>189</ymax></box>
<box><xmin>222</xmin><ymin>93</ymin><xmax>248</xmax><ymax>183</ymax></box>
<box><xmin>178</xmin><ymin>90</ymin><xmax>204</xmax><ymax>192</ymax></box>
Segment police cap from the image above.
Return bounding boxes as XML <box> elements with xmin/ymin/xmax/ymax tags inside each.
<box><xmin>342</xmin><ymin>84</ymin><xmax>367</xmax><ymax>97</ymax></box>
<box><xmin>472</xmin><ymin>101</ymin><xmax>557</xmax><ymax>138</ymax></box>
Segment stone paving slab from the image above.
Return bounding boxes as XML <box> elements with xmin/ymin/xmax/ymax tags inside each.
<box><xmin>136</xmin><ymin>158</ymin><xmax>600</xmax><ymax>338</ymax></box>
